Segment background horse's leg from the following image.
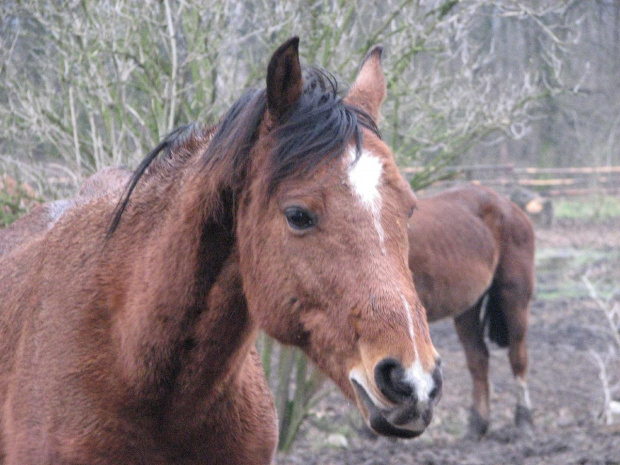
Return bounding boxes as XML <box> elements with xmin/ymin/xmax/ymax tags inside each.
<box><xmin>453</xmin><ymin>302</ymin><xmax>490</xmax><ymax>438</ymax></box>
<box><xmin>493</xmin><ymin>242</ymin><xmax>535</xmax><ymax>434</ymax></box>
<box><xmin>502</xmin><ymin>301</ymin><xmax>534</xmax><ymax>432</ymax></box>
<box><xmin>493</xmin><ymin>202</ymin><xmax>535</xmax><ymax>434</ymax></box>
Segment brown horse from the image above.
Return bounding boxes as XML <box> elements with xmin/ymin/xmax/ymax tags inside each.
<box><xmin>0</xmin><ymin>39</ymin><xmax>442</xmax><ymax>464</ymax></box>
<box><xmin>407</xmin><ymin>183</ymin><xmax>535</xmax><ymax>437</ymax></box>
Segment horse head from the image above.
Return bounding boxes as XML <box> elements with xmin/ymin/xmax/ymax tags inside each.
<box><xmin>236</xmin><ymin>38</ymin><xmax>442</xmax><ymax>438</ymax></box>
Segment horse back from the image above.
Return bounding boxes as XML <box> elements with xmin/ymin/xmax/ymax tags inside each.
<box><xmin>0</xmin><ymin>167</ymin><xmax>130</xmax><ymax>260</ymax></box>
<box><xmin>75</xmin><ymin>166</ymin><xmax>130</xmax><ymax>201</ymax></box>
<box><xmin>0</xmin><ymin>200</ymin><xmax>72</xmax><ymax>258</ymax></box>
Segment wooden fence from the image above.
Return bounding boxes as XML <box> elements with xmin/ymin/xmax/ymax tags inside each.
<box><xmin>402</xmin><ymin>165</ymin><xmax>620</xmax><ymax>197</ymax></box>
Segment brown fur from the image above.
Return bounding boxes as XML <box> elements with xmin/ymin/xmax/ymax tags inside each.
<box><xmin>0</xmin><ymin>167</ymin><xmax>131</xmax><ymax>258</ymax></box>
<box><xmin>408</xmin><ymin>183</ymin><xmax>535</xmax><ymax>436</ymax></box>
<box><xmin>0</xmin><ymin>39</ymin><xmax>440</xmax><ymax>464</ymax></box>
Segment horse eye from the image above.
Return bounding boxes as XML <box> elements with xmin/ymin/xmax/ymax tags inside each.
<box><xmin>285</xmin><ymin>207</ymin><xmax>315</xmax><ymax>231</ymax></box>
<box><xmin>408</xmin><ymin>205</ymin><xmax>416</xmax><ymax>219</ymax></box>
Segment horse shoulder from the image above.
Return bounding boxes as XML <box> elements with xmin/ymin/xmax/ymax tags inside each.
<box><xmin>0</xmin><ymin>211</ymin><xmax>157</xmax><ymax>463</ymax></box>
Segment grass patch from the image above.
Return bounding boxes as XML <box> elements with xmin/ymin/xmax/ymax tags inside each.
<box><xmin>535</xmin><ymin>282</ymin><xmax>587</xmax><ymax>301</ymax></box>
<box><xmin>535</xmin><ymin>247</ymin><xmax>620</xmax><ymax>301</ymax></box>
<box><xmin>554</xmin><ymin>195</ymin><xmax>620</xmax><ymax>220</ymax></box>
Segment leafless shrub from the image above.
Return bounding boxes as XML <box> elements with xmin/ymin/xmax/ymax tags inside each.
<box><xmin>582</xmin><ymin>271</ymin><xmax>620</xmax><ymax>425</ymax></box>
<box><xmin>1</xmin><ymin>0</ymin><xmax>578</xmax><ymax>194</ymax></box>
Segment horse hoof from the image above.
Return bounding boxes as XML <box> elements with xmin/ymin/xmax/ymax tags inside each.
<box><xmin>515</xmin><ymin>404</ymin><xmax>534</xmax><ymax>435</ymax></box>
<box><xmin>466</xmin><ymin>408</ymin><xmax>489</xmax><ymax>439</ymax></box>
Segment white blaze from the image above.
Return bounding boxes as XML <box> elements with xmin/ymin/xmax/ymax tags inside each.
<box><xmin>401</xmin><ymin>294</ymin><xmax>416</xmax><ymax>346</ymax></box>
<box><xmin>404</xmin><ymin>359</ymin><xmax>435</xmax><ymax>404</ymax></box>
<box><xmin>401</xmin><ymin>294</ymin><xmax>435</xmax><ymax>403</ymax></box>
<box><xmin>347</xmin><ymin>147</ymin><xmax>385</xmax><ymax>252</ymax></box>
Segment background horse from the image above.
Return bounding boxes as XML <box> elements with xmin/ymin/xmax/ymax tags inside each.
<box><xmin>407</xmin><ymin>183</ymin><xmax>535</xmax><ymax>437</ymax></box>
<box><xmin>0</xmin><ymin>39</ymin><xmax>441</xmax><ymax>464</ymax></box>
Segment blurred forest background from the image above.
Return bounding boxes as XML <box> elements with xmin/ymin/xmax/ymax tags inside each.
<box><xmin>1</xmin><ymin>0</ymin><xmax>618</xmax><ymax>196</ymax></box>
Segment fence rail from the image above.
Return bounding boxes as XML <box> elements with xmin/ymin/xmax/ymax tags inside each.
<box><xmin>402</xmin><ymin>164</ymin><xmax>620</xmax><ymax>197</ymax></box>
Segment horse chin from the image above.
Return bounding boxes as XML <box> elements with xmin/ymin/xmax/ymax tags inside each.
<box><xmin>351</xmin><ymin>379</ymin><xmax>425</xmax><ymax>439</ymax></box>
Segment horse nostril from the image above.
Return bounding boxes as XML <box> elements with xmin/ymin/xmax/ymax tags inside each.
<box><xmin>430</xmin><ymin>360</ymin><xmax>443</xmax><ymax>401</ymax></box>
<box><xmin>374</xmin><ymin>358</ymin><xmax>413</xmax><ymax>403</ymax></box>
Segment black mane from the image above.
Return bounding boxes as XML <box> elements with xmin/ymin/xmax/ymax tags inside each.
<box><xmin>108</xmin><ymin>67</ymin><xmax>379</xmax><ymax>235</ymax></box>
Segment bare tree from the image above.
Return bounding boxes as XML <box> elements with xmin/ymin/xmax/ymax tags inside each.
<box><xmin>582</xmin><ymin>271</ymin><xmax>620</xmax><ymax>425</ymax></box>
<box><xmin>0</xmin><ymin>0</ymin><xmax>579</xmax><ymax>193</ymax></box>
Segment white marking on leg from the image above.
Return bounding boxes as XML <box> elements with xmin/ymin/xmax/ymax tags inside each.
<box><xmin>346</xmin><ymin>147</ymin><xmax>385</xmax><ymax>253</ymax></box>
<box><xmin>516</xmin><ymin>376</ymin><xmax>532</xmax><ymax>409</ymax></box>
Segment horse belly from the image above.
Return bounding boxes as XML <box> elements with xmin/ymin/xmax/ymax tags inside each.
<box><xmin>414</xmin><ymin>260</ymin><xmax>494</xmax><ymax>323</ymax></box>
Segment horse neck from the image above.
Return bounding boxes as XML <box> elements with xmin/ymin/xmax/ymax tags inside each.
<box><xmin>109</xmin><ymin>157</ymin><xmax>256</xmax><ymax>409</ymax></box>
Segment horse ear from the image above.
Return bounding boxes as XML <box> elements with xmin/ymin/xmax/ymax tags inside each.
<box><xmin>266</xmin><ymin>37</ymin><xmax>303</xmax><ymax>124</ymax></box>
<box><xmin>345</xmin><ymin>45</ymin><xmax>386</xmax><ymax>124</ymax></box>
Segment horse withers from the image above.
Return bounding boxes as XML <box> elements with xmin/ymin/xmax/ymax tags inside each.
<box><xmin>0</xmin><ymin>39</ymin><xmax>441</xmax><ymax>464</ymax></box>
<box><xmin>408</xmin><ymin>183</ymin><xmax>535</xmax><ymax>437</ymax></box>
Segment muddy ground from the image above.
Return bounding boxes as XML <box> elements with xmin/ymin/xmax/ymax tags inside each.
<box><xmin>276</xmin><ymin>218</ymin><xmax>620</xmax><ymax>465</ymax></box>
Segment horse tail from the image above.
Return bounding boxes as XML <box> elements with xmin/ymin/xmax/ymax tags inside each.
<box><xmin>482</xmin><ymin>281</ymin><xmax>509</xmax><ymax>348</ymax></box>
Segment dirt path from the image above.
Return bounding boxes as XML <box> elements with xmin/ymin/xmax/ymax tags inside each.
<box><xmin>277</xmin><ymin>219</ymin><xmax>620</xmax><ymax>464</ymax></box>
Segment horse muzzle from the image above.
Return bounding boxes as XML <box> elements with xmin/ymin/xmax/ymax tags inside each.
<box><xmin>350</xmin><ymin>358</ymin><xmax>443</xmax><ymax>438</ymax></box>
